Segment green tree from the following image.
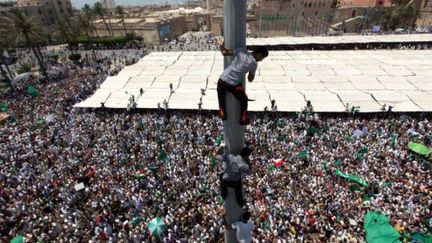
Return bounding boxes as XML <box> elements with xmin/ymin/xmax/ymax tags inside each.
<box><xmin>82</xmin><ymin>4</ymin><xmax>99</xmax><ymax>37</ymax></box>
<box><xmin>77</xmin><ymin>12</ymin><xmax>98</xmax><ymax>61</ymax></box>
<box><xmin>94</xmin><ymin>2</ymin><xmax>113</xmax><ymax>37</ymax></box>
<box><xmin>2</xmin><ymin>8</ymin><xmax>47</xmax><ymax>77</ymax></box>
<box><xmin>0</xmin><ymin>29</ymin><xmax>13</xmax><ymax>86</ymax></box>
<box><xmin>115</xmin><ymin>5</ymin><xmax>128</xmax><ymax>36</ymax></box>
<box><xmin>400</xmin><ymin>4</ymin><xmax>420</xmax><ymax>28</ymax></box>
<box><xmin>53</xmin><ymin>16</ymin><xmax>80</xmax><ymax>54</ymax></box>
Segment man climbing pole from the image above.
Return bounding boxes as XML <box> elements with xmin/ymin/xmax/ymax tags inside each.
<box><xmin>217</xmin><ymin>39</ymin><xmax>268</xmax><ymax>125</ymax></box>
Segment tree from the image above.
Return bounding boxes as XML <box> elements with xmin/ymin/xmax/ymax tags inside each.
<box><xmin>1</xmin><ymin>8</ymin><xmax>47</xmax><ymax>78</ymax></box>
<box><xmin>53</xmin><ymin>16</ymin><xmax>80</xmax><ymax>54</ymax></box>
<box><xmin>115</xmin><ymin>6</ymin><xmax>128</xmax><ymax>36</ymax></box>
<box><xmin>0</xmin><ymin>29</ymin><xmax>13</xmax><ymax>86</ymax></box>
<box><xmin>400</xmin><ymin>4</ymin><xmax>420</xmax><ymax>28</ymax></box>
<box><xmin>94</xmin><ymin>2</ymin><xmax>113</xmax><ymax>37</ymax></box>
<box><xmin>82</xmin><ymin>4</ymin><xmax>99</xmax><ymax>37</ymax></box>
<box><xmin>76</xmin><ymin>12</ymin><xmax>98</xmax><ymax>61</ymax></box>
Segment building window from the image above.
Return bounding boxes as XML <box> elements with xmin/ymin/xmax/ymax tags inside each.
<box><xmin>293</xmin><ymin>3</ymin><xmax>295</xmax><ymax>7</ymax></box>
<box><xmin>352</xmin><ymin>10</ymin><xmax>356</xmax><ymax>17</ymax></box>
<box><xmin>304</xmin><ymin>2</ymin><xmax>307</xmax><ymax>7</ymax></box>
<box><xmin>378</xmin><ymin>0</ymin><xmax>383</xmax><ymax>4</ymax></box>
<box><xmin>315</xmin><ymin>11</ymin><xmax>318</xmax><ymax>15</ymax></box>
<box><xmin>60</xmin><ymin>9</ymin><xmax>63</xmax><ymax>12</ymax></box>
<box><xmin>308</xmin><ymin>3</ymin><xmax>312</xmax><ymax>7</ymax></box>
<box><xmin>302</xmin><ymin>11</ymin><xmax>305</xmax><ymax>16</ymax></box>
<box><xmin>58</xmin><ymin>1</ymin><xmax>61</xmax><ymax>4</ymax></box>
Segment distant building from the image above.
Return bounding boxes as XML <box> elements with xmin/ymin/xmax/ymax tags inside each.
<box><xmin>100</xmin><ymin>0</ymin><xmax>115</xmax><ymax>9</ymax></box>
<box><xmin>252</xmin><ymin>0</ymin><xmax>333</xmax><ymax>37</ymax></box>
<box><xmin>16</xmin><ymin>0</ymin><xmax>73</xmax><ymax>26</ymax></box>
<box><xmin>416</xmin><ymin>0</ymin><xmax>432</xmax><ymax>27</ymax></box>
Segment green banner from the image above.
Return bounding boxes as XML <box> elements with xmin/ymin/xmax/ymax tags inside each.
<box><xmin>364</xmin><ymin>211</ymin><xmax>400</xmax><ymax>243</ymax></box>
<box><xmin>335</xmin><ymin>170</ymin><xmax>369</xmax><ymax>187</ymax></box>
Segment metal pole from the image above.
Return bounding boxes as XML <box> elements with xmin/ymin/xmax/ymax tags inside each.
<box><xmin>259</xmin><ymin>0</ymin><xmax>263</xmax><ymax>37</ymax></box>
<box><xmin>223</xmin><ymin>0</ymin><xmax>246</xmax><ymax>242</ymax></box>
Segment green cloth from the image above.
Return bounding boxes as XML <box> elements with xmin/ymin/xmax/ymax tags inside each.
<box><xmin>10</xmin><ymin>235</ymin><xmax>24</xmax><ymax>243</ymax></box>
<box><xmin>214</xmin><ymin>136</ymin><xmax>223</xmax><ymax>146</ymax></box>
<box><xmin>409</xmin><ymin>132</ymin><xmax>420</xmax><ymax>138</ymax></box>
<box><xmin>364</xmin><ymin>211</ymin><xmax>401</xmax><ymax>243</ymax></box>
<box><xmin>277</xmin><ymin>135</ymin><xmax>287</xmax><ymax>141</ymax></box>
<box><xmin>210</xmin><ymin>156</ymin><xmax>217</xmax><ymax>168</ymax></box>
<box><xmin>132</xmin><ymin>216</ymin><xmax>142</xmax><ymax>227</ymax></box>
<box><xmin>0</xmin><ymin>102</ymin><xmax>8</xmax><ymax>112</ymax></box>
<box><xmin>308</xmin><ymin>126</ymin><xmax>319</xmax><ymax>135</ymax></box>
<box><xmin>345</xmin><ymin>135</ymin><xmax>353</xmax><ymax>142</ymax></box>
<box><xmin>335</xmin><ymin>170</ymin><xmax>369</xmax><ymax>187</ymax></box>
<box><xmin>133</xmin><ymin>173</ymin><xmax>145</xmax><ymax>179</ymax></box>
<box><xmin>355</xmin><ymin>148</ymin><xmax>368</xmax><ymax>160</ymax></box>
<box><xmin>349</xmin><ymin>184</ymin><xmax>362</xmax><ymax>192</ymax></box>
<box><xmin>408</xmin><ymin>142</ymin><xmax>430</xmax><ymax>156</ymax></box>
<box><xmin>155</xmin><ymin>136</ymin><xmax>164</xmax><ymax>145</ymax></box>
<box><xmin>148</xmin><ymin>217</ymin><xmax>165</xmax><ymax>236</ymax></box>
<box><xmin>390</xmin><ymin>135</ymin><xmax>398</xmax><ymax>146</ymax></box>
<box><xmin>36</xmin><ymin>119</ymin><xmax>44</xmax><ymax>125</ymax></box>
<box><xmin>412</xmin><ymin>232</ymin><xmax>432</xmax><ymax>243</ymax></box>
<box><xmin>298</xmin><ymin>150</ymin><xmax>307</xmax><ymax>158</ymax></box>
<box><xmin>363</xmin><ymin>194</ymin><xmax>371</xmax><ymax>202</ymax></box>
<box><xmin>27</xmin><ymin>85</ymin><xmax>38</xmax><ymax>97</ymax></box>
<box><xmin>158</xmin><ymin>150</ymin><xmax>168</xmax><ymax>161</ymax></box>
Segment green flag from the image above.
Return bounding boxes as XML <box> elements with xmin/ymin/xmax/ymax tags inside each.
<box><xmin>355</xmin><ymin>148</ymin><xmax>368</xmax><ymax>160</ymax></box>
<box><xmin>308</xmin><ymin>126</ymin><xmax>319</xmax><ymax>135</ymax></box>
<box><xmin>412</xmin><ymin>233</ymin><xmax>432</xmax><ymax>243</ymax></box>
<box><xmin>408</xmin><ymin>142</ymin><xmax>430</xmax><ymax>156</ymax></box>
<box><xmin>364</xmin><ymin>211</ymin><xmax>400</xmax><ymax>243</ymax></box>
<box><xmin>335</xmin><ymin>170</ymin><xmax>369</xmax><ymax>187</ymax></box>
<box><xmin>277</xmin><ymin>135</ymin><xmax>287</xmax><ymax>142</ymax></box>
<box><xmin>345</xmin><ymin>135</ymin><xmax>353</xmax><ymax>142</ymax></box>
<box><xmin>27</xmin><ymin>85</ymin><xmax>38</xmax><ymax>97</ymax></box>
<box><xmin>210</xmin><ymin>156</ymin><xmax>217</xmax><ymax>168</ymax></box>
<box><xmin>348</xmin><ymin>184</ymin><xmax>362</xmax><ymax>192</ymax></box>
<box><xmin>363</xmin><ymin>194</ymin><xmax>371</xmax><ymax>202</ymax></box>
<box><xmin>390</xmin><ymin>135</ymin><xmax>397</xmax><ymax>146</ymax></box>
<box><xmin>0</xmin><ymin>102</ymin><xmax>8</xmax><ymax>112</ymax></box>
<box><xmin>36</xmin><ymin>119</ymin><xmax>45</xmax><ymax>125</ymax></box>
<box><xmin>214</xmin><ymin>136</ymin><xmax>223</xmax><ymax>146</ymax></box>
<box><xmin>156</xmin><ymin>136</ymin><xmax>164</xmax><ymax>145</ymax></box>
<box><xmin>299</xmin><ymin>150</ymin><xmax>307</xmax><ymax>158</ymax></box>
<box><xmin>267</xmin><ymin>147</ymin><xmax>273</xmax><ymax>153</ymax></box>
<box><xmin>158</xmin><ymin>150</ymin><xmax>169</xmax><ymax>161</ymax></box>
<box><xmin>133</xmin><ymin>173</ymin><xmax>145</xmax><ymax>179</ymax></box>
<box><xmin>10</xmin><ymin>235</ymin><xmax>24</xmax><ymax>243</ymax></box>
<box><xmin>132</xmin><ymin>216</ymin><xmax>142</xmax><ymax>227</ymax></box>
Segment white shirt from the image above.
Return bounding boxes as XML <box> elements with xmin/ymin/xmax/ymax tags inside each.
<box><xmin>220</xmin><ymin>48</ymin><xmax>257</xmax><ymax>86</ymax></box>
<box><xmin>232</xmin><ymin>221</ymin><xmax>255</xmax><ymax>243</ymax></box>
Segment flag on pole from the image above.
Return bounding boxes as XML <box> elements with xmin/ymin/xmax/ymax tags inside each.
<box><xmin>27</xmin><ymin>85</ymin><xmax>38</xmax><ymax>97</ymax></box>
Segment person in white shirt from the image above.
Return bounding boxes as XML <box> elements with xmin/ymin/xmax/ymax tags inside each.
<box><xmin>217</xmin><ymin>40</ymin><xmax>268</xmax><ymax>125</ymax></box>
<box><xmin>232</xmin><ymin>211</ymin><xmax>255</xmax><ymax>243</ymax></box>
<box><xmin>219</xmin><ymin>146</ymin><xmax>253</xmax><ymax>207</ymax></box>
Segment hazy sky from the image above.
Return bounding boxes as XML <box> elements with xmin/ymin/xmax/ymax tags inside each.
<box><xmin>70</xmin><ymin>0</ymin><xmax>187</xmax><ymax>9</ymax></box>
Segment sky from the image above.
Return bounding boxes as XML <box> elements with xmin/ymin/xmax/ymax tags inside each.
<box><xmin>70</xmin><ymin>0</ymin><xmax>188</xmax><ymax>9</ymax></box>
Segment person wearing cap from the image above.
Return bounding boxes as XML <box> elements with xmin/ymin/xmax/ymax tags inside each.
<box><xmin>219</xmin><ymin>147</ymin><xmax>253</xmax><ymax>206</ymax></box>
<box><xmin>217</xmin><ymin>39</ymin><xmax>268</xmax><ymax>125</ymax></box>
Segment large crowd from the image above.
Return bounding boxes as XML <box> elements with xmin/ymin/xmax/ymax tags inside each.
<box><xmin>1</xmin><ymin>45</ymin><xmax>431</xmax><ymax>243</ymax></box>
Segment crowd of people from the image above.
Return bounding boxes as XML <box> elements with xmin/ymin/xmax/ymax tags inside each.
<box><xmin>1</xmin><ymin>44</ymin><xmax>431</xmax><ymax>243</ymax></box>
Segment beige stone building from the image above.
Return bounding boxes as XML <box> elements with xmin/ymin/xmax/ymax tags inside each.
<box><xmin>16</xmin><ymin>0</ymin><xmax>73</xmax><ymax>26</ymax></box>
<box><xmin>252</xmin><ymin>0</ymin><xmax>333</xmax><ymax>37</ymax></box>
<box><xmin>416</xmin><ymin>0</ymin><xmax>432</xmax><ymax>27</ymax></box>
<box><xmin>94</xmin><ymin>15</ymin><xmax>188</xmax><ymax>45</ymax></box>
